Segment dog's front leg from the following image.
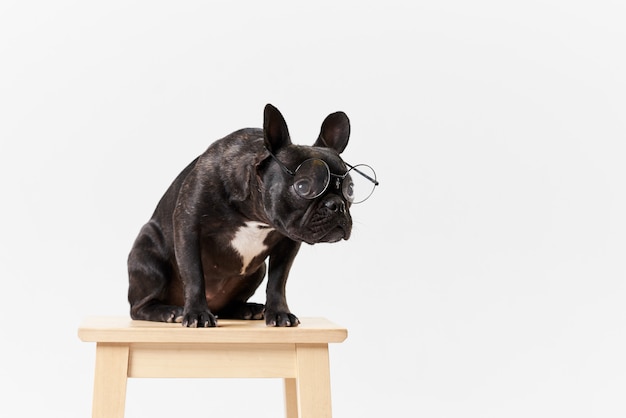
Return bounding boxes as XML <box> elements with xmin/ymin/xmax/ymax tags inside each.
<box><xmin>173</xmin><ymin>198</ymin><xmax>216</xmax><ymax>328</ymax></box>
<box><xmin>265</xmin><ymin>239</ymin><xmax>301</xmax><ymax>327</ymax></box>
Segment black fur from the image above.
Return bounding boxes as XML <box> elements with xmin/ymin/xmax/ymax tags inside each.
<box><xmin>128</xmin><ymin>104</ymin><xmax>353</xmax><ymax>327</ymax></box>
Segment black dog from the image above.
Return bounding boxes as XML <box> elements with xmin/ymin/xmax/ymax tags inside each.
<box><xmin>128</xmin><ymin>104</ymin><xmax>373</xmax><ymax>327</ymax></box>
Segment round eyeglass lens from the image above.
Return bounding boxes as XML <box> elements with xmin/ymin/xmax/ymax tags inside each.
<box><xmin>292</xmin><ymin>159</ymin><xmax>330</xmax><ymax>199</ymax></box>
<box><xmin>344</xmin><ymin>164</ymin><xmax>377</xmax><ymax>204</ymax></box>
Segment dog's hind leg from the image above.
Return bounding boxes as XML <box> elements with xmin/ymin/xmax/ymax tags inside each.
<box><xmin>215</xmin><ymin>263</ymin><xmax>267</xmax><ymax>320</ymax></box>
<box><xmin>127</xmin><ymin>221</ymin><xmax>183</xmax><ymax>323</ymax></box>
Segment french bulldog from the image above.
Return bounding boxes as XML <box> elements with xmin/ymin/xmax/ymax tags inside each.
<box><xmin>128</xmin><ymin>104</ymin><xmax>357</xmax><ymax>327</ymax></box>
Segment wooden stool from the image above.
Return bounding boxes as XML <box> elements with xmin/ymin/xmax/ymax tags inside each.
<box><xmin>78</xmin><ymin>316</ymin><xmax>347</xmax><ymax>418</ymax></box>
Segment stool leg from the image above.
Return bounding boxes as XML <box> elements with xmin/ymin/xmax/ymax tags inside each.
<box><xmin>284</xmin><ymin>378</ymin><xmax>299</xmax><ymax>418</ymax></box>
<box><xmin>294</xmin><ymin>344</ymin><xmax>333</xmax><ymax>418</ymax></box>
<box><xmin>92</xmin><ymin>343</ymin><xmax>129</xmax><ymax>418</ymax></box>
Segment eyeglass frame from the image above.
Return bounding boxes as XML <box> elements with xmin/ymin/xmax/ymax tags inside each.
<box><xmin>266</xmin><ymin>148</ymin><xmax>379</xmax><ymax>204</ymax></box>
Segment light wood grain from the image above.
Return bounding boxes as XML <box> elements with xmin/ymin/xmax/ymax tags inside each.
<box><xmin>284</xmin><ymin>378</ymin><xmax>299</xmax><ymax>418</ymax></box>
<box><xmin>80</xmin><ymin>316</ymin><xmax>346</xmax><ymax>417</ymax></box>
<box><xmin>92</xmin><ymin>343</ymin><xmax>129</xmax><ymax>418</ymax></box>
<box><xmin>128</xmin><ymin>343</ymin><xmax>296</xmax><ymax>378</ymax></box>
<box><xmin>78</xmin><ymin>316</ymin><xmax>347</xmax><ymax>344</ymax></box>
<box><xmin>295</xmin><ymin>344</ymin><xmax>333</xmax><ymax>418</ymax></box>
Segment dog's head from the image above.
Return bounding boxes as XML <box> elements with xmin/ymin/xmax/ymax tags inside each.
<box><xmin>259</xmin><ymin>104</ymin><xmax>357</xmax><ymax>244</ymax></box>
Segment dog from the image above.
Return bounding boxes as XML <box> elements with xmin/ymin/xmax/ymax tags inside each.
<box><xmin>128</xmin><ymin>104</ymin><xmax>372</xmax><ymax>327</ymax></box>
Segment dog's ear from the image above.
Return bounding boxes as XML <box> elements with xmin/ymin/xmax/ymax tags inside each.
<box><xmin>314</xmin><ymin>111</ymin><xmax>350</xmax><ymax>154</ymax></box>
<box><xmin>263</xmin><ymin>104</ymin><xmax>291</xmax><ymax>153</ymax></box>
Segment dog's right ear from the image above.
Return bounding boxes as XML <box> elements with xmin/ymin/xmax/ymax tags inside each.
<box><xmin>313</xmin><ymin>111</ymin><xmax>350</xmax><ymax>154</ymax></box>
<box><xmin>263</xmin><ymin>104</ymin><xmax>292</xmax><ymax>153</ymax></box>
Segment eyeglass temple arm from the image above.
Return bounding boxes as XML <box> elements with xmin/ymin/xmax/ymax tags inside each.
<box><xmin>345</xmin><ymin>162</ymin><xmax>379</xmax><ymax>186</ymax></box>
<box><xmin>268</xmin><ymin>151</ymin><xmax>296</xmax><ymax>176</ymax></box>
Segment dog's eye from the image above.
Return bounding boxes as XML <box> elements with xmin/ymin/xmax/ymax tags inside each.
<box><xmin>294</xmin><ymin>179</ymin><xmax>313</xmax><ymax>197</ymax></box>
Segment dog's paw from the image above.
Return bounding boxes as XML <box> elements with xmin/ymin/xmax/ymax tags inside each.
<box><xmin>182</xmin><ymin>309</ymin><xmax>217</xmax><ymax>328</ymax></box>
<box><xmin>167</xmin><ymin>307</ymin><xmax>184</xmax><ymax>323</ymax></box>
<box><xmin>265</xmin><ymin>311</ymin><xmax>300</xmax><ymax>327</ymax></box>
<box><xmin>131</xmin><ymin>304</ymin><xmax>183</xmax><ymax>323</ymax></box>
<box><xmin>218</xmin><ymin>302</ymin><xmax>265</xmax><ymax>320</ymax></box>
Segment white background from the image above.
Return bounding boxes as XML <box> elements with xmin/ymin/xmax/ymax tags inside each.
<box><xmin>1</xmin><ymin>1</ymin><xmax>625</xmax><ymax>417</ymax></box>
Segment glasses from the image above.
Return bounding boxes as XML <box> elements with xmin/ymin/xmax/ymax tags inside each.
<box><xmin>268</xmin><ymin>151</ymin><xmax>378</xmax><ymax>204</ymax></box>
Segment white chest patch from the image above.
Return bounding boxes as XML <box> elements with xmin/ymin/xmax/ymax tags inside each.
<box><xmin>230</xmin><ymin>221</ymin><xmax>275</xmax><ymax>275</ymax></box>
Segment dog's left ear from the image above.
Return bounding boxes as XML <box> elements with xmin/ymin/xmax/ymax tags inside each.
<box><xmin>314</xmin><ymin>111</ymin><xmax>350</xmax><ymax>154</ymax></box>
<box><xmin>263</xmin><ymin>104</ymin><xmax>292</xmax><ymax>153</ymax></box>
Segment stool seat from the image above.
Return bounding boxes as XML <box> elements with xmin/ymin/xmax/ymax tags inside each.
<box><xmin>78</xmin><ymin>316</ymin><xmax>347</xmax><ymax>418</ymax></box>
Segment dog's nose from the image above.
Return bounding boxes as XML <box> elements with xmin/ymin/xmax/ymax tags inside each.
<box><xmin>324</xmin><ymin>198</ymin><xmax>346</xmax><ymax>214</ymax></box>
